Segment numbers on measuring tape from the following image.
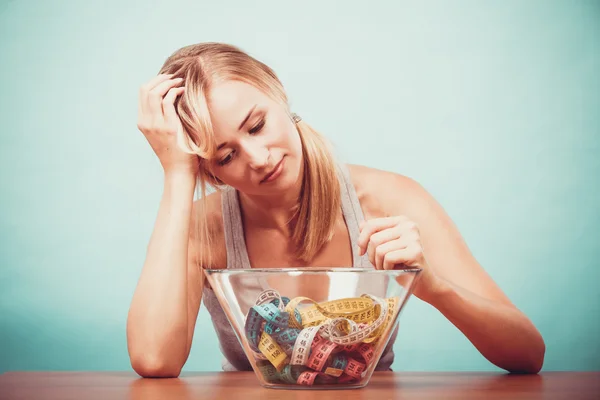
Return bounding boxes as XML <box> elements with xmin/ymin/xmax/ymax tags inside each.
<box><xmin>244</xmin><ymin>289</ymin><xmax>401</xmax><ymax>386</ymax></box>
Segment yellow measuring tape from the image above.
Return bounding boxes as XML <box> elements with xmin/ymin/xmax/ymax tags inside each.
<box><xmin>244</xmin><ymin>289</ymin><xmax>400</xmax><ymax>386</ymax></box>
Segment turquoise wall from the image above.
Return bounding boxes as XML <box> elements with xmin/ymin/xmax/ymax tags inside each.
<box><xmin>1</xmin><ymin>0</ymin><xmax>598</xmax><ymax>373</ymax></box>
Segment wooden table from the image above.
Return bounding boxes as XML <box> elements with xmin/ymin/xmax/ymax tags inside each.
<box><xmin>0</xmin><ymin>371</ymin><xmax>598</xmax><ymax>399</ymax></box>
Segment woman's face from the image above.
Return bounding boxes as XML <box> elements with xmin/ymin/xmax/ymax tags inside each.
<box><xmin>205</xmin><ymin>80</ymin><xmax>303</xmax><ymax>196</ymax></box>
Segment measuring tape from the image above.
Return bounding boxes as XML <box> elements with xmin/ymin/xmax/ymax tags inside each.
<box><xmin>244</xmin><ymin>289</ymin><xmax>400</xmax><ymax>386</ymax></box>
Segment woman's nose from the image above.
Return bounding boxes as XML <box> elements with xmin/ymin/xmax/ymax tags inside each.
<box><xmin>243</xmin><ymin>141</ymin><xmax>270</xmax><ymax>170</ymax></box>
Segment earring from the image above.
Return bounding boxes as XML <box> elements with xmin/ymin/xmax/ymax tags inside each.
<box><xmin>291</xmin><ymin>113</ymin><xmax>302</xmax><ymax>124</ymax></box>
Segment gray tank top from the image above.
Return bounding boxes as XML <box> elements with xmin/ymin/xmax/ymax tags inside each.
<box><xmin>202</xmin><ymin>164</ymin><xmax>399</xmax><ymax>371</ymax></box>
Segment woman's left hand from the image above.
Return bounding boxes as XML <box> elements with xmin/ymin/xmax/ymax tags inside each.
<box><xmin>357</xmin><ymin>216</ymin><xmax>442</xmax><ymax>300</ymax></box>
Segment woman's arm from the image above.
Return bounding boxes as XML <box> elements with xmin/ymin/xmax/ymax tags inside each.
<box><xmin>126</xmin><ymin>171</ymin><xmax>203</xmax><ymax>378</ymax></box>
<box><xmin>352</xmin><ymin>164</ymin><xmax>545</xmax><ymax>373</ymax></box>
<box><xmin>425</xmin><ymin>275</ymin><xmax>545</xmax><ymax>373</ymax></box>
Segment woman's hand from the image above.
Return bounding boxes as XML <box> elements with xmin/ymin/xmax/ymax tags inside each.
<box><xmin>137</xmin><ymin>73</ymin><xmax>199</xmax><ymax>176</ymax></box>
<box><xmin>357</xmin><ymin>216</ymin><xmax>443</xmax><ymax>301</ymax></box>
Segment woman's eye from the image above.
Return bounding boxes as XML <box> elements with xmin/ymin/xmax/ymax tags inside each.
<box><xmin>218</xmin><ymin>152</ymin><xmax>234</xmax><ymax>166</ymax></box>
<box><xmin>249</xmin><ymin>118</ymin><xmax>265</xmax><ymax>134</ymax></box>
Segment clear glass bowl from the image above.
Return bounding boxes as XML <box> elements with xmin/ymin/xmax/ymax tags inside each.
<box><xmin>204</xmin><ymin>267</ymin><xmax>422</xmax><ymax>390</ymax></box>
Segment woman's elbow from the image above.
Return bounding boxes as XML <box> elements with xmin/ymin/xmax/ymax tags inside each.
<box><xmin>528</xmin><ymin>340</ymin><xmax>546</xmax><ymax>374</ymax></box>
<box><xmin>509</xmin><ymin>336</ymin><xmax>546</xmax><ymax>374</ymax></box>
<box><xmin>528</xmin><ymin>330</ymin><xmax>546</xmax><ymax>373</ymax></box>
<box><xmin>130</xmin><ymin>354</ymin><xmax>183</xmax><ymax>378</ymax></box>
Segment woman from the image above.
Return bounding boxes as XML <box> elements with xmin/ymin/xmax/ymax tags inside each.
<box><xmin>127</xmin><ymin>42</ymin><xmax>545</xmax><ymax>378</ymax></box>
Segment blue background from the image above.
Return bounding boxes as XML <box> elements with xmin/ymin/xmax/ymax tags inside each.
<box><xmin>1</xmin><ymin>0</ymin><xmax>598</xmax><ymax>373</ymax></box>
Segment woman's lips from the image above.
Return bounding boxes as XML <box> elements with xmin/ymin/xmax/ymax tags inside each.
<box><xmin>260</xmin><ymin>157</ymin><xmax>285</xmax><ymax>183</ymax></box>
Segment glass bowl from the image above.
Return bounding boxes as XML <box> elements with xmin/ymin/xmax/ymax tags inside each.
<box><xmin>204</xmin><ymin>267</ymin><xmax>422</xmax><ymax>390</ymax></box>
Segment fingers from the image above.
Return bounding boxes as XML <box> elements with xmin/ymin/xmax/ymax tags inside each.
<box><xmin>146</xmin><ymin>77</ymin><xmax>184</xmax><ymax>119</ymax></box>
<box><xmin>358</xmin><ymin>216</ymin><xmax>423</xmax><ymax>270</ymax></box>
<box><xmin>144</xmin><ymin>73</ymin><xmax>176</xmax><ymax>91</ymax></box>
<box><xmin>357</xmin><ymin>216</ymin><xmax>406</xmax><ymax>256</ymax></box>
<box><xmin>382</xmin><ymin>246</ymin><xmax>421</xmax><ymax>270</ymax></box>
<box><xmin>138</xmin><ymin>74</ymin><xmax>174</xmax><ymax>115</ymax></box>
<box><xmin>137</xmin><ymin>73</ymin><xmax>187</xmax><ymax>137</ymax></box>
<box><xmin>162</xmin><ymin>86</ymin><xmax>186</xmax><ymax>125</ymax></box>
<box><xmin>372</xmin><ymin>238</ymin><xmax>407</xmax><ymax>269</ymax></box>
<box><xmin>365</xmin><ymin>226</ymin><xmax>402</xmax><ymax>265</ymax></box>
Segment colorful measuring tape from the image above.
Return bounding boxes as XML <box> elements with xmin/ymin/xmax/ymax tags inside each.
<box><xmin>244</xmin><ymin>289</ymin><xmax>400</xmax><ymax>386</ymax></box>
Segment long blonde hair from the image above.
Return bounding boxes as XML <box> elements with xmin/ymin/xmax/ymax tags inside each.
<box><xmin>158</xmin><ymin>42</ymin><xmax>341</xmax><ymax>266</ymax></box>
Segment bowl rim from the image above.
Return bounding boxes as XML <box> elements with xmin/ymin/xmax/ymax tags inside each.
<box><xmin>204</xmin><ymin>267</ymin><xmax>423</xmax><ymax>274</ymax></box>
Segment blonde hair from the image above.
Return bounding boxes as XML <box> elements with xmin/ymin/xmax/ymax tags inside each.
<box><xmin>158</xmin><ymin>42</ymin><xmax>341</xmax><ymax>266</ymax></box>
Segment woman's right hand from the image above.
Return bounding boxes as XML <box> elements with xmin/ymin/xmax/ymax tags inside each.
<box><xmin>137</xmin><ymin>73</ymin><xmax>199</xmax><ymax>176</ymax></box>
